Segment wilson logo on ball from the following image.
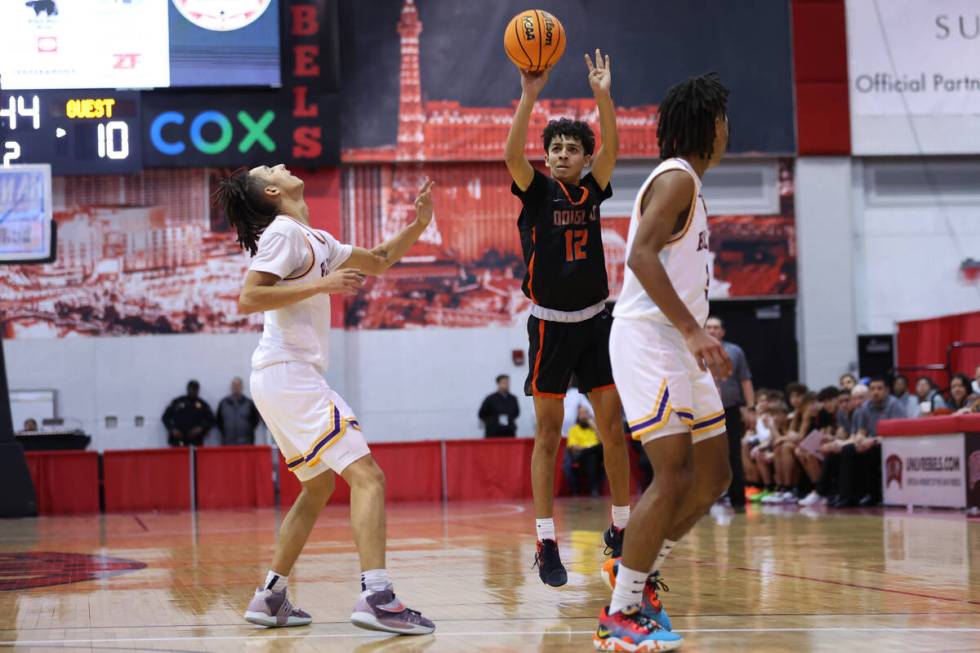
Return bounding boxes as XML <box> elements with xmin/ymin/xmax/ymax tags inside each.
<box><xmin>504</xmin><ymin>9</ymin><xmax>566</xmax><ymax>73</ymax></box>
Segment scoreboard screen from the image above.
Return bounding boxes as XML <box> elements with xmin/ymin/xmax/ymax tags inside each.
<box><xmin>0</xmin><ymin>165</ymin><xmax>54</xmax><ymax>263</ymax></box>
<box><xmin>1</xmin><ymin>91</ymin><xmax>142</xmax><ymax>175</ymax></box>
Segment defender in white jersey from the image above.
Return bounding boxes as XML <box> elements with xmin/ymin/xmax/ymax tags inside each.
<box><xmin>213</xmin><ymin>165</ymin><xmax>435</xmax><ymax>636</ymax></box>
<box><xmin>594</xmin><ymin>74</ymin><xmax>733</xmax><ymax>653</ymax></box>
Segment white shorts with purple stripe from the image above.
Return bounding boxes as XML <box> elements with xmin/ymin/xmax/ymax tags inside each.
<box><xmin>610</xmin><ymin>318</ymin><xmax>726</xmax><ymax>445</ymax></box>
<box><xmin>251</xmin><ymin>361</ymin><xmax>370</xmax><ymax>481</ymax></box>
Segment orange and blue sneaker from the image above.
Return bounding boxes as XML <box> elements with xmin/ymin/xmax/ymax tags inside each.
<box><xmin>533</xmin><ymin>539</ymin><xmax>568</xmax><ymax>587</ymax></box>
<box><xmin>601</xmin><ymin>558</ymin><xmax>672</xmax><ymax>631</ymax></box>
<box><xmin>594</xmin><ymin>605</ymin><xmax>683</xmax><ymax>651</ymax></box>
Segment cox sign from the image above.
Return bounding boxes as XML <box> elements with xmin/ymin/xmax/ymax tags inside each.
<box><xmin>150</xmin><ymin>110</ymin><xmax>276</xmax><ymax>156</ymax></box>
<box><xmin>142</xmin><ymin>93</ymin><xmax>290</xmax><ymax>167</ymax></box>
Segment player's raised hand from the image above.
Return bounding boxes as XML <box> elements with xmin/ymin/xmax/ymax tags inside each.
<box><xmin>585</xmin><ymin>48</ymin><xmax>611</xmax><ymax>95</ymax></box>
<box><xmin>320</xmin><ymin>268</ymin><xmax>366</xmax><ymax>295</ymax></box>
<box><xmin>684</xmin><ymin>328</ymin><xmax>733</xmax><ymax>379</ymax></box>
<box><xmin>414</xmin><ymin>178</ymin><xmax>435</xmax><ymax>227</ymax></box>
<box><xmin>520</xmin><ymin>68</ymin><xmax>549</xmax><ymax>98</ymax></box>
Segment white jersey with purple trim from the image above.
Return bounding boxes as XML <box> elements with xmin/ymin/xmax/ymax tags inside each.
<box><xmin>613</xmin><ymin>157</ymin><xmax>711</xmax><ymax>327</ymax></box>
<box><xmin>248</xmin><ymin>215</ymin><xmax>352</xmax><ymax>373</ymax></box>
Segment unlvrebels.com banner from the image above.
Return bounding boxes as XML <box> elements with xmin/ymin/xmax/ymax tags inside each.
<box><xmin>847</xmin><ymin>0</ymin><xmax>980</xmax><ymax>154</ymax></box>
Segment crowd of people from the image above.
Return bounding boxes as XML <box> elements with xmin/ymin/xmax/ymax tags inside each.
<box><xmin>737</xmin><ymin>368</ymin><xmax>979</xmax><ymax>509</ymax></box>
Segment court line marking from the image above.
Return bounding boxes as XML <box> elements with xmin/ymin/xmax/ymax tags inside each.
<box><xmin>4</xmin><ymin>626</ymin><xmax>980</xmax><ymax>646</ymax></box>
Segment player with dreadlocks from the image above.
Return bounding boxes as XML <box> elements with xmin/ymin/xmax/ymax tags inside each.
<box><xmin>592</xmin><ymin>73</ymin><xmax>733</xmax><ymax>651</ymax></box>
<box><xmin>213</xmin><ymin>164</ymin><xmax>436</xmax><ymax>636</ymax></box>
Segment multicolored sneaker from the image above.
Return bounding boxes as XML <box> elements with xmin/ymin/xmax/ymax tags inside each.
<box><xmin>594</xmin><ymin>605</ymin><xmax>683</xmax><ymax>651</ymax></box>
<box><xmin>350</xmin><ymin>588</ymin><xmax>435</xmax><ymax>635</ymax></box>
<box><xmin>601</xmin><ymin>558</ymin><xmax>673</xmax><ymax>631</ymax></box>
<box><xmin>603</xmin><ymin>525</ymin><xmax>625</xmax><ymax>558</ymax></box>
<box><xmin>533</xmin><ymin>539</ymin><xmax>568</xmax><ymax>587</ymax></box>
<box><xmin>243</xmin><ymin>587</ymin><xmax>312</xmax><ymax>628</ymax></box>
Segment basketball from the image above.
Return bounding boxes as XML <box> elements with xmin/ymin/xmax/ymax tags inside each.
<box><xmin>503</xmin><ymin>9</ymin><xmax>566</xmax><ymax>73</ymax></box>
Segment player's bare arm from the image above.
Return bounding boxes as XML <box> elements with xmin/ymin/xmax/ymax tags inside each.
<box><xmin>341</xmin><ymin>179</ymin><xmax>435</xmax><ymax>275</ymax></box>
<box><xmin>505</xmin><ymin>70</ymin><xmax>549</xmax><ymax>191</ymax></box>
<box><xmin>628</xmin><ymin>170</ymin><xmax>732</xmax><ymax>378</ymax></box>
<box><xmin>238</xmin><ymin>268</ymin><xmax>366</xmax><ymax>314</ymax></box>
<box><xmin>585</xmin><ymin>49</ymin><xmax>618</xmax><ymax>190</ymax></box>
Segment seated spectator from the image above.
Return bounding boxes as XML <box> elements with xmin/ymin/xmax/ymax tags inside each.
<box><xmin>949</xmin><ymin>373</ymin><xmax>980</xmax><ymax>414</ymax></box>
<box><xmin>20</xmin><ymin>418</ymin><xmax>38</xmax><ymax>433</ymax></box>
<box><xmin>785</xmin><ymin>382</ymin><xmax>809</xmax><ymax>421</ymax></box>
<box><xmin>478</xmin><ymin>375</ymin><xmax>520</xmax><ymax>438</ymax></box>
<box><xmin>839</xmin><ymin>372</ymin><xmax>857</xmax><ymax>393</ymax></box>
<box><xmin>741</xmin><ymin>391</ymin><xmax>775</xmax><ymax>497</ymax></box>
<box><xmin>892</xmin><ymin>375</ymin><xmax>918</xmax><ymax>418</ymax></box>
<box><xmin>562</xmin><ymin>407</ymin><xmax>603</xmax><ymax>497</ymax></box>
<box><xmin>749</xmin><ymin>401</ymin><xmax>789</xmax><ymax>502</ymax></box>
<box><xmin>972</xmin><ymin>365</ymin><xmax>980</xmax><ymax>395</ymax></box>
<box><xmin>765</xmin><ymin>393</ymin><xmax>818</xmax><ymax>503</ymax></box>
<box><xmin>806</xmin><ymin>384</ymin><xmax>868</xmax><ymax>507</ymax></box>
<box><xmin>162</xmin><ymin>380</ymin><xmax>214</xmax><ymax>447</ymax></box>
<box><xmin>216</xmin><ymin>377</ymin><xmax>261</xmax><ymax>445</ymax></box>
<box><xmin>914</xmin><ymin>376</ymin><xmax>947</xmax><ymax>416</ymax></box>
<box><xmin>835</xmin><ymin>376</ymin><xmax>903</xmax><ymax>507</ymax></box>
<box><xmin>796</xmin><ymin>386</ymin><xmax>842</xmax><ymax>506</ymax></box>
<box><xmin>562</xmin><ymin>377</ymin><xmax>594</xmax><ymax>436</ymax></box>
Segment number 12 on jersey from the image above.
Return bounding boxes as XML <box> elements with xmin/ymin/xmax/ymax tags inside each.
<box><xmin>565</xmin><ymin>229</ymin><xmax>588</xmax><ymax>262</ymax></box>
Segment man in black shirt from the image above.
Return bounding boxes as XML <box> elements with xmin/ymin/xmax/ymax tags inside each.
<box><xmin>478</xmin><ymin>375</ymin><xmax>520</xmax><ymax>438</ymax></box>
<box><xmin>162</xmin><ymin>380</ymin><xmax>214</xmax><ymax>447</ymax></box>
<box><xmin>505</xmin><ymin>49</ymin><xmax>631</xmax><ymax>586</ymax></box>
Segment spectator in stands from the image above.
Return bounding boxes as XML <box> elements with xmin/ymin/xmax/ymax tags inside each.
<box><xmin>785</xmin><ymin>382</ymin><xmax>808</xmax><ymax>419</ymax></box>
<box><xmin>796</xmin><ymin>386</ymin><xmax>842</xmax><ymax>506</ymax></box>
<box><xmin>216</xmin><ymin>377</ymin><xmax>261</xmax><ymax>446</ymax></box>
<box><xmin>805</xmin><ymin>384</ymin><xmax>868</xmax><ymax>507</ymax></box>
<box><xmin>839</xmin><ymin>372</ymin><xmax>857</xmax><ymax>393</ymax></box>
<box><xmin>562</xmin><ymin>406</ymin><xmax>603</xmax><ymax>496</ymax></box>
<box><xmin>750</xmin><ymin>401</ymin><xmax>789</xmax><ymax>502</ymax></box>
<box><xmin>914</xmin><ymin>376</ymin><xmax>947</xmax><ymax>415</ymax></box>
<box><xmin>562</xmin><ymin>377</ymin><xmax>594</xmax><ymax>436</ymax></box>
<box><xmin>836</xmin><ymin>376</ymin><xmax>903</xmax><ymax>507</ymax></box>
<box><xmin>836</xmin><ymin>383</ymin><xmax>868</xmax><ymax>437</ymax></box>
<box><xmin>949</xmin><ymin>373</ymin><xmax>979</xmax><ymax>413</ymax></box>
<box><xmin>892</xmin><ymin>375</ymin><xmax>918</xmax><ymax>417</ymax></box>
<box><xmin>972</xmin><ymin>365</ymin><xmax>980</xmax><ymax>395</ymax></box>
<box><xmin>705</xmin><ymin>315</ymin><xmax>755</xmax><ymax>508</ymax></box>
<box><xmin>478</xmin><ymin>374</ymin><xmax>520</xmax><ymax>438</ymax></box>
<box><xmin>20</xmin><ymin>418</ymin><xmax>38</xmax><ymax>432</ymax></box>
<box><xmin>765</xmin><ymin>393</ymin><xmax>818</xmax><ymax>503</ymax></box>
<box><xmin>162</xmin><ymin>380</ymin><xmax>214</xmax><ymax>447</ymax></box>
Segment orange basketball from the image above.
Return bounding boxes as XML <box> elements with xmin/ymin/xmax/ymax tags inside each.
<box><xmin>504</xmin><ymin>10</ymin><xmax>566</xmax><ymax>73</ymax></box>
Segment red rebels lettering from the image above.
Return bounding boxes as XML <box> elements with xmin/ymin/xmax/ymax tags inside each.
<box><xmin>293</xmin><ymin>86</ymin><xmax>319</xmax><ymax>118</ymax></box>
<box><xmin>291</xmin><ymin>5</ymin><xmax>318</xmax><ymax>36</ymax></box>
<box><xmin>293</xmin><ymin>126</ymin><xmax>322</xmax><ymax>159</ymax></box>
<box><xmin>289</xmin><ymin>2</ymin><xmax>323</xmax><ymax>159</ymax></box>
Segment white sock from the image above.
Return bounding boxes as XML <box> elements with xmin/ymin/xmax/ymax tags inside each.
<box><xmin>263</xmin><ymin>570</ymin><xmax>287</xmax><ymax>592</ymax></box>
<box><xmin>535</xmin><ymin>518</ymin><xmax>556</xmax><ymax>542</ymax></box>
<box><xmin>611</xmin><ymin>505</ymin><xmax>631</xmax><ymax>530</ymax></box>
<box><xmin>651</xmin><ymin>539</ymin><xmax>676</xmax><ymax>574</ymax></box>
<box><xmin>360</xmin><ymin>568</ymin><xmax>390</xmax><ymax>594</ymax></box>
<box><xmin>609</xmin><ymin>564</ymin><xmax>647</xmax><ymax>614</ymax></box>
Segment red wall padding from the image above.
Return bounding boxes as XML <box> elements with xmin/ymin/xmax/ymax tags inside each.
<box><xmin>24</xmin><ymin>451</ymin><xmax>100</xmax><ymax>515</ymax></box>
<box><xmin>276</xmin><ymin>441</ymin><xmax>443</xmax><ymax>508</ymax></box>
<box><xmin>445</xmin><ymin>439</ymin><xmax>535</xmax><ymax>501</ymax></box>
<box><xmin>195</xmin><ymin>446</ymin><xmax>274</xmax><ymax>510</ymax></box>
<box><xmin>897</xmin><ymin>311</ymin><xmax>980</xmax><ymax>388</ymax></box>
<box><xmin>103</xmin><ymin>448</ymin><xmax>191</xmax><ymax>512</ymax></box>
<box><xmin>879</xmin><ymin>414</ymin><xmax>980</xmax><ymax>437</ymax></box>
<box><xmin>792</xmin><ymin>0</ymin><xmax>851</xmax><ymax>154</ymax></box>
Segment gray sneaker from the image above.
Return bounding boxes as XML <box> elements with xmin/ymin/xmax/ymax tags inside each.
<box><xmin>244</xmin><ymin>587</ymin><xmax>313</xmax><ymax>627</ymax></box>
<box><xmin>350</xmin><ymin>588</ymin><xmax>435</xmax><ymax>635</ymax></box>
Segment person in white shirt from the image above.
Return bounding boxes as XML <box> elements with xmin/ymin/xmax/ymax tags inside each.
<box><xmin>213</xmin><ymin>164</ymin><xmax>435</xmax><ymax>635</ymax></box>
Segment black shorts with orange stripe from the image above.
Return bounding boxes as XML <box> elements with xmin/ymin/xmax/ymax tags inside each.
<box><xmin>525</xmin><ymin>309</ymin><xmax>615</xmax><ymax>397</ymax></box>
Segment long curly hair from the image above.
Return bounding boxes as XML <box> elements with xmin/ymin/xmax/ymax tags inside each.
<box><xmin>211</xmin><ymin>168</ymin><xmax>279</xmax><ymax>255</ymax></box>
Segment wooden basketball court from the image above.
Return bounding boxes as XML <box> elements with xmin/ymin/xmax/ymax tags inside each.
<box><xmin>2</xmin><ymin>499</ymin><xmax>979</xmax><ymax>652</ymax></box>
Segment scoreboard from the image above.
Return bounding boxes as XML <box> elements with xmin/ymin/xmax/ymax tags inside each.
<box><xmin>1</xmin><ymin>92</ymin><xmax>142</xmax><ymax>175</ymax></box>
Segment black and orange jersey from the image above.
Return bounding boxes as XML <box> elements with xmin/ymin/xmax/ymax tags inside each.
<box><xmin>512</xmin><ymin>169</ymin><xmax>612</xmax><ymax>312</ymax></box>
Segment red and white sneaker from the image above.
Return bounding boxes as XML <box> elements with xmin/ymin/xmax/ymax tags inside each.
<box><xmin>594</xmin><ymin>605</ymin><xmax>683</xmax><ymax>651</ymax></box>
<box><xmin>601</xmin><ymin>558</ymin><xmax>673</xmax><ymax>631</ymax></box>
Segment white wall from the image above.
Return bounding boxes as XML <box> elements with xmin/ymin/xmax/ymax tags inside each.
<box><xmin>853</xmin><ymin>159</ymin><xmax>980</xmax><ymax>333</ymax></box>
<box><xmin>4</xmin><ymin>323</ymin><xmax>536</xmax><ymax>449</ymax></box>
<box><xmin>795</xmin><ymin>158</ymin><xmax>858</xmax><ymax>387</ymax></box>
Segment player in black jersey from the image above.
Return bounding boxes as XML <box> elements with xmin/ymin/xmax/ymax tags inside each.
<box><xmin>505</xmin><ymin>49</ymin><xmax>631</xmax><ymax>586</ymax></box>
